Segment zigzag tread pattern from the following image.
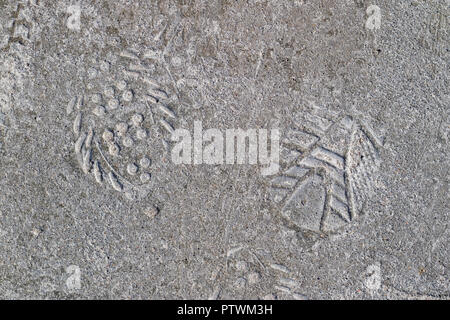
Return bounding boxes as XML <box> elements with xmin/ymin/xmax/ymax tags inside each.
<box><xmin>269</xmin><ymin>104</ymin><xmax>383</xmax><ymax>233</ymax></box>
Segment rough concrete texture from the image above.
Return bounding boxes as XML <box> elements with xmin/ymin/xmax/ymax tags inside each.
<box><xmin>0</xmin><ymin>0</ymin><xmax>448</xmax><ymax>299</ymax></box>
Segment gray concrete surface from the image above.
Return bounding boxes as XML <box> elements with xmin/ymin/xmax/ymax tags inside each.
<box><xmin>0</xmin><ymin>0</ymin><xmax>448</xmax><ymax>299</ymax></box>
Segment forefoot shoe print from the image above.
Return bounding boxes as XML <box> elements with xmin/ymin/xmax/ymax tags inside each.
<box><xmin>268</xmin><ymin>100</ymin><xmax>384</xmax><ymax>234</ymax></box>
<box><xmin>67</xmin><ymin>48</ymin><xmax>178</xmax><ymax>201</ymax></box>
